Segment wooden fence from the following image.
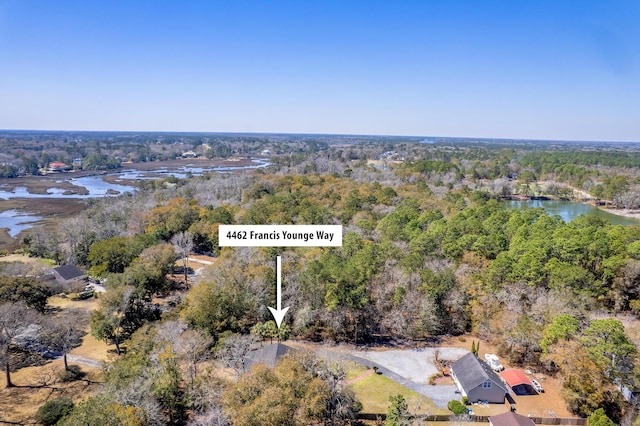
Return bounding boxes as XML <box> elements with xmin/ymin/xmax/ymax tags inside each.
<box><xmin>357</xmin><ymin>413</ymin><xmax>587</xmax><ymax>425</ymax></box>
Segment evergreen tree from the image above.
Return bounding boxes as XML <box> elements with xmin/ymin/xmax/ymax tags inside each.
<box><xmin>385</xmin><ymin>394</ymin><xmax>411</xmax><ymax>426</ymax></box>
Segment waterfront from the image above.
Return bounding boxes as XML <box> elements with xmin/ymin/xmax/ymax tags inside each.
<box><xmin>0</xmin><ymin>158</ymin><xmax>270</xmax><ymax>200</ymax></box>
<box><xmin>0</xmin><ymin>210</ymin><xmax>42</xmax><ymax>238</ymax></box>
<box><xmin>0</xmin><ymin>157</ymin><xmax>270</xmax><ymax>248</ymax></box>
<box><xmin>504</xmin><ymin>199</ymin><xmax>640</xmax><ymax>226</ymax></box>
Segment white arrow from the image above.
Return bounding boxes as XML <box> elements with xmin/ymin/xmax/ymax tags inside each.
<box><xmin>268</xmin><ymin>256</ymin><xmax>290</xmax><ymax>329</ymax></box>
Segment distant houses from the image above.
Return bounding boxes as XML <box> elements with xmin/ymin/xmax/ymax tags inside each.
<box><xmin>48</xmin><ymin>161</ymin><xmax>71</xmax><ymax>172</ymax></box>
<box><xmin>45</xmin><ymin>158</ymin><xmax>82</xmax><ymax>173</ymax></box>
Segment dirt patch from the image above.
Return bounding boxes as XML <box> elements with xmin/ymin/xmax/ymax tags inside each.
<box><xmin>47</xmin><ymin>295</ymin><xmax>111</xmax><ymax>363</ymax></box>
<box><xmin>0</xmin><ymin>254</ymin><xmax>53</xmax><ymax>277</ymax></box>
<box><xmin>0</xmin><ymin>360</ymin><xmax>103</xmax><ymax>424</ymax></box>
<box><xmin>188</xmin><ymin>254</ymin><xmax>216</xmax><ymax>263</ymax></box>
<box><xmin>0</xmin><ymin>253</ymin><xmax>53</xmax><ymax>265</ymax></box>
<box><xmin>0</xmin><ymin>293</ymin><xmax>108</xmax><ymax>423</ymax></box>
<box><xmin>434</xmin><ymin>376</ymin><xmax>453</xmax><ymax>385</ymax></box>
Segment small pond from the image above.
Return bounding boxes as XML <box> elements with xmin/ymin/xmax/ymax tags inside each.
<box><xmin>503</xmin><ymin>199</ymin><xmax>640</xmax><ymax>226</ymax></box>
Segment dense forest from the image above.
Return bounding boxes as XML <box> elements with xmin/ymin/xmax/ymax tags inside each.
<box><xmin>4</xmin><ymin>134</ymin><xmax>640</xmax><ymax>424</ymax></box>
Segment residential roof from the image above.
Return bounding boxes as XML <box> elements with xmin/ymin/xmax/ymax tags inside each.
<box><xmin>52</xmin><ymin>264</ymin><xmax>85</xmax><ymax>281</ymax></box>
<box><xmin>500</xmin><ymin>369</ymin><xmax>532</xmax><ymax>387</ymax></box>
<box><xmin>451</xmin><ymin>353</ymin><xmax>508</xmax><ymax>393</ymax></box>
<box><xmin>49</xmin><ymin>161</ymin><xmax>69</xmax><ymax>168</ymax></box>
<box><xmin>490</xmin><ymin>411</ymin><xmax>536</xmax><ymax>426</ymax></box>
<box><xmin>244</xmin><ymin>342</ymin><xmax>291</xmax><ymax>370</ymax></box>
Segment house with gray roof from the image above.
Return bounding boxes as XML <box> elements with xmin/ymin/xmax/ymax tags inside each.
<box><xmin>51</xmin><ymin>264</ymin><xmax>85</xmax><ymax>284</ymax></box>
<box><xmin>450</xmin><ymin>352</ymin><xmax>508</xmax><ymax>403</ymax></box>
<box><xmin>244</xmin><ymin>342</ymin><xmax>291</xmax><ymax>371</ymax></box>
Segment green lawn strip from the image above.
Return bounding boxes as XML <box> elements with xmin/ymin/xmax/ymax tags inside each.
<box><xmin>349</xmin><ymin>371</ymin><xmax>448</xmax><ymax>415</ymax></box>
<box><xmin>344</xmin><ymin>364</ymin><xmax>369</xmax><ymax>380</ymax></box>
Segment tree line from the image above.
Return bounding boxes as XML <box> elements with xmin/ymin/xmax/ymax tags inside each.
<box><xmin>8</xmin><ymin>141</ymin><xmax>640</xmax><ymax>423</ymax></box>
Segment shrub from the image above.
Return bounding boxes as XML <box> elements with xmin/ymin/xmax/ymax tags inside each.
<box><xmin>428</xmin><ymin>373</ymin><xmax>439</xmax><ymax>385</ymax></box>
<box><xmin>447</xmin><ymin>399</ymin><xmax>468</xmax><ymax>415</ymax></box>
<box><xmin>35</xmin><ymin>397</ymin><xmax>74</xmax><ymax>425</ymax></box>
<box><xmin>58</xmin><ymin>365</ymin><xmax>85</xmax><ymax>382</ymax></box>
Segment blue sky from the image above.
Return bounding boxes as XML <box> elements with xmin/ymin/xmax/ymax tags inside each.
<box><xmin>0</xmin><ymin>0</ymin><xmax>639</xmax><ymax>141</ymax></box>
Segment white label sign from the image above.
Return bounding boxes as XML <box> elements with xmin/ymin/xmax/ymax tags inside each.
<box><xmin>219</xmin><ymin>225</ymin><xmax>343</xmax><ymax>247</ymax></box>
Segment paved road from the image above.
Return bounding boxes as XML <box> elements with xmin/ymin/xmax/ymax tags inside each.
<box><xmin>187</xmin><ymin>257</ymin><xmax>214</xmax><ymax>265</ymax></box>
<box><xmin>67</xmin><ymin>354</ymin><xmax>103</xmax><ymax>369</ymax></box>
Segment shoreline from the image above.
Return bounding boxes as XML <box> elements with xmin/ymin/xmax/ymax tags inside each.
<box><xmin>598</xmin><ymin>206</ymin><xmax>640</xmax><ymax>220</ymax></box>
<box><xmin>511</xmin><ymin>180</ymin><xmax>640</xmax><ymax>222</ymax></box>
<box><xmin>509</xmin><ymin>195</ymin><xmax>640</xmax><ymax>221</ymax></box>
<box><xmin>0</xmin><ymin>156</ymin><xmax>260</xmax><ymax>195</ymax></box>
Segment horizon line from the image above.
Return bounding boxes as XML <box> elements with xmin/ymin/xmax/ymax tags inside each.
<box><xmin>0</xmin><ymin>128</ymin><xmax>638</xmax><ymax>145</ymax></box>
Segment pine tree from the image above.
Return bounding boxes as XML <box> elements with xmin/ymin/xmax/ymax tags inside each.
<box><xmin>385</xmin><ymin>394</ymin><xmax>411</xmax><ymax>426</ymax></box>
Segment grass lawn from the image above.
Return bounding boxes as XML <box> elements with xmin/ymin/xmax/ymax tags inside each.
<box><xmin>345</xmin><ymin>364</ymin><xmax>368</xmax><ymax>380</ymax></box>
<box><xmin>348</xmin><ymin>370</ymin><xmax>448</xmax><ymax>415</ymax></box>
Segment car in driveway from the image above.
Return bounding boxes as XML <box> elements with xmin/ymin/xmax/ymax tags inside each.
<box><xmin>484</xmin><ymin>353</ymin><xmax>504</xmax><ymax>372</ymax></box>
<box><xmin>531</xmin><ymin>378</ymin><xmax>544</xmax><ymax>393</ymax></box>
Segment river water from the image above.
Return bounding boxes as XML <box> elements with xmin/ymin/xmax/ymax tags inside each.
<box><xmin>3</xmin><ymin>162</ymin><xmax>636</xmax><ymax>238</ymax></box>
<box><xmin>503</xmin><ymin>199</ymin><xmax>640</xmax><ymax>226</ymax></box>
<box><xmin>0</xmin><ymin>210</ymin><xmax>43</xmax><ymax>237</ymax></box>
<box><xmin>0</xmin><ymin>158</ymin><xmax>271</xmax><ymax>200</ymax></box>
<box><xmin>0</xmin><ymin>158</ymin><xmax>270</xmax><ymax>237</ymax></box>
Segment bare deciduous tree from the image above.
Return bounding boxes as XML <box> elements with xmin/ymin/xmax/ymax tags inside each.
<box><xmin>172</xmin><ymin>231</ymin><xmax>194</xmax><ymax>286</ymax></box>
<box><xmin>0</xmin><ymin>302</ymin><xmax>36</xmax><ymax>387</ymax></box>
<box><xmin>157</xmin><ymin>320</ymin><xmax>212</xmax><ymax>383</ymax></box>
<box><xmin>42</xmin><ymin>308</ymin><xmax>89</xmax><ymax>371</ymax></box>
<box><xmin>177</xmin><ymin>329</ymin><xmax>212</xmax><ymax>384</ymax></box>
<box><xmin>188</xmin><ymin>405</ymin><xmax>230</xmax><ymax>426</ymax></box>
<box><xmin>215</xmin><ymin>334</ymin><xmax>257</xmax><ymax>379</ymax></box>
